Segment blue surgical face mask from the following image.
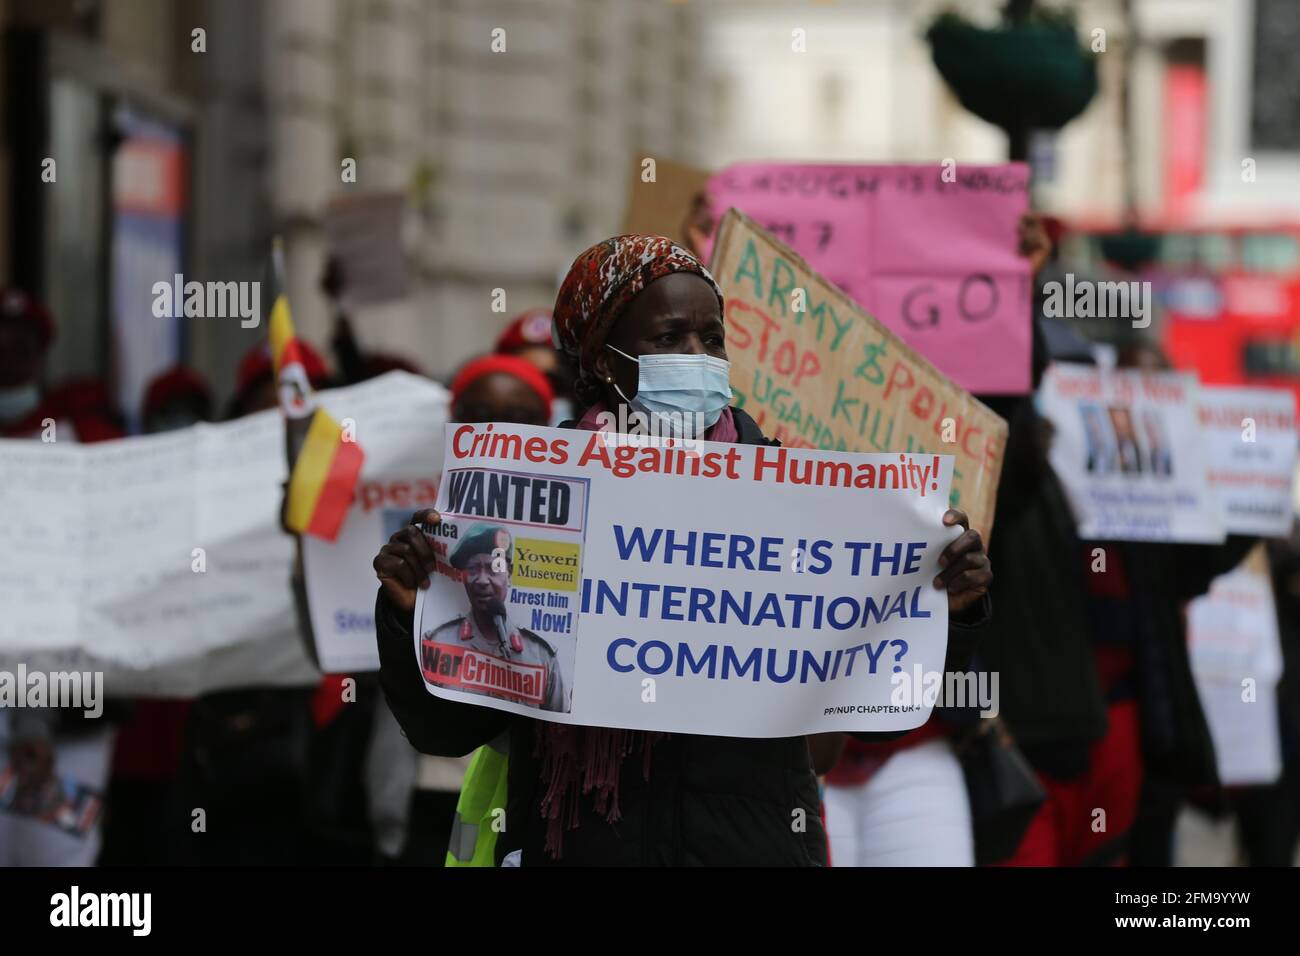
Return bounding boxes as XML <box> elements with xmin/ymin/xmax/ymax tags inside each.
<box><xmin>0</xmin><ymin>384</ymin><xmax>39</xmax><ymax>424</ymax></box>
<box><xmin>606</xmin><ymin>344</ymin><xmax>732</xmax><ymax>437</ymax></box>
<box><xmin>548</xmin><ymin>396</ymin><xmax>574</xmax><ymax>428</ymax></box>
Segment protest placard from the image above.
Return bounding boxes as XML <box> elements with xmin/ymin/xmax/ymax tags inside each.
<box><xmin>411</xmin><ymin>421</ymin><xmax>962</xmax><ymax>737</ymax></box>
<box><xmin>1187</xmin><ymin>546</ymin><xmax>1283</xmax><ymax>786</ymax></box>
<box><xmin>323</xmin><ymin>191</ymin><xmax>412</xmax><ymax>308</ymax></box>
<box><xmin>1039</xmin><ymin>362</ymin><xmax>1225</xmax><ymax>543</ymax></box>
<box><xmin>0</xmin><ymin>765</ymin><xmax>102</xmax><ymax>838</ymax></box>
<box><xmin>0</xmin><ymin>709</ymin><xmax>110</xmax><ymax>863</ymax></box>
<box><xmin>706</xmin><ymin>162</ymin><xmax>1032</xmax><ymax>393</ymax></box>
<box><xmin>301</xmin><ymin>372</ymin><xmax>449</xmax><ymax>673</ymax></box>
<box><xmin>709</xmin><ymin>208</ymin><xmax>1007</xmax><ymax>541</ymax></box>
<box><xmin>1197</xmin><ymin>385</ymin><xmax>1297</xmax><ymax>537</ymax></box>
<box><xmin>621</xmin><ymin>154</ymin><xmax>712</xmax><ymax>249</ymax></box>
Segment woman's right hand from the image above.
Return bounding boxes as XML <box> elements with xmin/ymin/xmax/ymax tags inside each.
<box><xmin>373</xmin><ymin>508</ymin><xmax>441</xmax><ymax>613</ymax></box>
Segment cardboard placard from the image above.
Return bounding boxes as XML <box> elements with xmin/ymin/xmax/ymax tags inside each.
<box><xmin>1039</xmin><ymin>362</ymin><xmax>1226</xmax><ymax>543</ymax></box>
<box><xmin>706</xmin><ymin>162</ymin><xmax>1033</xmax><ymax>394</ymax></box>
<box><xmin>1197</xmin><ymin>385</ymin><xmax>1298</xmax><ymax>537</ymax></box>
<box><xmin>709</xmin><ymin>209</ymin><xmax>1007</xmax><ymax>541</ymax></box>
<box><xmin>323</xmin><ymin>191</ymin><xmax>411</xmax><ymax>308</ymax></box>
<box><xmin>620</xmin><ymin>154</ymin><xmax>712</xmax><ymax>249</ymax></box>
<box><xmin>1187</xmin><ymin>545</ymin><xmax>1284</xmax><ymax>785</ymax></box>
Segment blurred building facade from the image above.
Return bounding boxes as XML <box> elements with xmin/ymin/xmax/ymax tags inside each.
<box><xmin>0</xmin><ymin>0</ymin><xmax>268</xmax><ymax>416</ymax></box>
<box><xmin>2</xmin><ymin>0</ymin><xmax>1299</xmax><ymax>418</ymax></box>
<box><xmin>264</xmin><ymin>0</ymin><xmax>705</xmax><ymax>381</ymax></box>
<box><xmin>0</xmin><ymin>0</ymin><xmax>704</xmax><ymax>413</ymax></box>
<box><xmin>696</xmin><ymin>0</ymin><xmax>1300</xmax><ymax>227</ymax></box>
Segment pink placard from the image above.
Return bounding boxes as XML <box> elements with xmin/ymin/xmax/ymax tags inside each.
<box><xmin>705</xmin><ymin>163</ymin><xmax>1032</xmax><ymax>394</ymax></box>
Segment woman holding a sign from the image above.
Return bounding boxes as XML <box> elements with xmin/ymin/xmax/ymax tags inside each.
<box><xmin>373</xmin><ymin>236</ymin><xmax>993</xmax><ymax>865</ymax></box>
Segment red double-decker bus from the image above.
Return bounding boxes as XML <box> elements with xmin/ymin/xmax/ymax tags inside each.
<box><xmin>1059</xmin><ymin>222</ymin><xmax>1300</xmax><ymax>401</ymax></box>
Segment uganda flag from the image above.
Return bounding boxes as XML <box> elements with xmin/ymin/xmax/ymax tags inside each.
<box><xmin>268</xmin><ymin>241</ymin><xmax>364</xmax><ymax>541</ymax></box>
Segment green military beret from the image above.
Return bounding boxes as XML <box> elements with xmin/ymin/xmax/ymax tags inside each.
<box><xmin>450</xmin><ymin>522</ymin><xmax>513</xmax><ymax>570</ymax></box>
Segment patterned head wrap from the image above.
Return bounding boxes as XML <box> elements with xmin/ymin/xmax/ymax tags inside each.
<box><xmin>551</xmin><ymin>235</ymin><xmax>724</xmax><ymax>375</ymax></box>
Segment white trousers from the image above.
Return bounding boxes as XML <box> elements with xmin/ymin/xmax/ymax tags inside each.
<box><xmin>824</xmin><ymin>739</ymin><xmax>974</xmax><ymax>867</ymax></box>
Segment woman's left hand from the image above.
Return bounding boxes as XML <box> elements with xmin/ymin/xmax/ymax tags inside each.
<box><xmin>1017</xmin><ymin>212</ymin><xmax>1052</xmax><ymax>275</ymax></box>
<box><xmin>935</xmin><ymin>509</ymin><xmax>992</xmax><ymax>616</ymax></box>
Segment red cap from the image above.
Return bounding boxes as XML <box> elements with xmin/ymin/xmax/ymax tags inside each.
<box><xmin>144</xmin><ymin>366</ymin><xmax>212</xmax><ymax>418</ymax></box>
<box><xmin>45</xmin><ymin>376</ymin><xmax>116</xmax><ymax>416</ymax></box>
<box><xmin>495</xmin><ymin>309</ymin><xmax>555</xmax><ymax>354</ymax></box>
<box><xmin>0</xmin><ymin>286</ymin><xmax>55</xmax><ymax>348</ymax></box>
<box><xmin>363</xmin><ymin>353</ymin><xmax>423</xmax><ymax>378</ymax></box>
<box><xmin>450</xmin><ymin>354</ymin><xmax>553</xmax><ymax>417</ymax></box>
<box><xmin>236</xmin><ymin>338</ymin><xmax>330</xmax><ymax>399</ymax></box>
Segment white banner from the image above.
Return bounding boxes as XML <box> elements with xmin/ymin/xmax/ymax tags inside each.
<box><xmin>1197</xmin><ymin>385</ymin><xmax>1297</xmax><ymax>537</ymax></box>
<box><xmin>0</xmin><ymin>372</ymin><xmax>442</xmax><ymax>695</ymax></box>
<box><xmin>412</xmin><ymin>422</ymin><xmax>959</xmax><ymax>737</ymax></box>
<box><xmin>302</xmin><ymin>373</ymin><xmax>449</xmax><ymax>673</ymax></box>
<box><xmin>1187</xmin><ymin>548</ymin><xmax>1283</xmax><ymax>786</ymax></box>
<box><xmin>1039</xmin><ymin>363</ymin><xmax>1225</xmax><ymax>543</ymax></box>
<box><xmin>0</xmin><ymin>409</ymin><xmax>312</xmax><ymax>695</ymax></box>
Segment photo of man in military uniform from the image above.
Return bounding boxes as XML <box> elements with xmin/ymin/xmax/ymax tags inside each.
<box><xmin>422</xmin><ymin>522</ymin><xmax>570</xmax><ymax>713</ymax></box>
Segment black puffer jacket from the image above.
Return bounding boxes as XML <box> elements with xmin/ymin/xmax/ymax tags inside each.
<box><xmin>377</xmin><ymin>407</ymin><xmax>986</xmax><ymax>865</ymax></box>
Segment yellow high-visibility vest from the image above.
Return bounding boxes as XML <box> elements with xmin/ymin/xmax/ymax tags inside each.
<box><xmin>445</xmin><ymin>738</ymin><xmax>509</xmax><ymax>867</ymax></box>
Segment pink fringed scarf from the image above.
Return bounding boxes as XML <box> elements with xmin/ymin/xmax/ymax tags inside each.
<box><xmin>535</xmin><ymin>402</ymin><xmax>738</xmax><ymax>858</ymax></box>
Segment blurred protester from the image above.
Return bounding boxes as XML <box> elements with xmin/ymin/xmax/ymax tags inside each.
<box><xmin>300</xmin><ymin>674</ymin><xmax>376</xmax><ymax>865</ymax></box>
<box><xmin>321</xmin><ymin>256</ymin><xmax>366</xmax><ymax>387</ymax></box>
<box><xmin>0</xmin><ymin>288</ymin><xmax>123</xmax><ymax>442</ymax></box>
<box><xmin>823</xmin><ymin>213</ymin><xmax>1047</xmax><ymax>867</ymax></box>
<box><xmin>141</xmin><ymin>366</ymin><xmax>214</xmax><ymax>434</ymax></box>
<box><xmin>494</xmin><ymin>309</ymin><xmax>574</xmax><ymax>425</ymax></box>
<box><xmin>252</xmin><ymin>325</ymin><xmax>383</xmax><ymax>864</ymax></box>
<box><xmin>1168</xmin><ymin>532</ymin><xmax>1300</xmax><ymax>866</ymax></box>
<box><xmin>226</xmin><ymin>338</ymin><xmax>331</xmax><ymax>419</ymax></box>
<box><xmin>373</xmin><ymin>236</ymin><xmax>991</xmax><ymax>866</ymax></box>
<box><xmin>681</xmin><ymin>191</ymin><xmax>715</xmax><ymax>260</ymax></box>
<box><xmin>1117</xmin><ymin>338</ymin><xmax>1171</xmax><ymax>374</ymax></box>
<box><xmin>169</xmin><ymin>683</ymin><xmax>315</xmax><ymax>865</ymax></box>
<box><xmin>98</xmin><ymin>366</ymin><xmax>214</xmax><ymax>865</ymax></box>
<box><xmin>169</xmin><ymin>340</ymin><xmax>334</xmax><ymax>865</ymax></box>
<box><xmin>43</xmin><ymin>378</ymin><xmax>126</xmax><ymax>442</ymax></box>
<box><xmin>321</xmin><ymin>257</ymin><xmax>424</xmax><ymax>386</ymax></box>
<box><xmin>978</xmin><ymin>331</ymin><xmax>1254</xmax><ymax>866</ymax></box>
<box><xmin>275</xmin><ymin>352</ymin><xmax>530</xmax><ymax>868</ymax></box>
<box><xmin>0</xmin><ymin>287</ymin><xmax>122</xmax><ymax>865</ymax></box>
<box><xmin>1113</xmin><ymin>339</ymin><xmax>1254</xmax><ymax>866</ymax></box>
<box><xmin>974</xmin><ymin>345</ymin><xmax>1119</xmax><ymax>867</ymax></box>
<box><xmin>450</xmin><ymin>353</ymin><xmax>552</xmax><ymax>428</ymax></box>
<box><xmin>99</xmin><ymin>693</ymin><xmax>192</xmax><ymax>866</ymax></box>
<box><xmin>425</xmin><ymin>354</ymin><xmax>555</xmax><ymax>867</ymax></box>
<box><xmin>359</xmin><ymin>353</ymin><xmax>422</xmax><ymax>381</ymax></box>
<box><xmin>1242</xmin><ymin>532</ymin><xmax>1300</xmax><ymax>865</ymax></box>
<box><xmin>0</xmin><ymin>287</ymin><xmax>48</xmax><ymax>432</ymax></box>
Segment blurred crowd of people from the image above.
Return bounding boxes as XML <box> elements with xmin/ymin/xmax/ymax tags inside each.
<box><xmin>1</xmin><ymin>217</ymin><xmax>1298</xmax><ymax>868</ymax></box>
